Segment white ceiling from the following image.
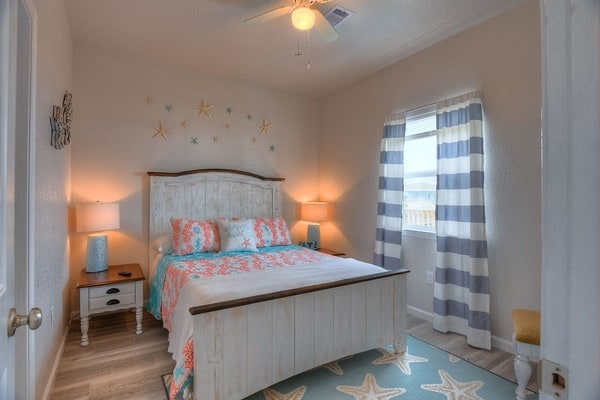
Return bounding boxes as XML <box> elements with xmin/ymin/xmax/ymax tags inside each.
<box><xmin>64</xmin><ymin>0</ymin><xmax>523</xmax><ymax>98</ymax></box>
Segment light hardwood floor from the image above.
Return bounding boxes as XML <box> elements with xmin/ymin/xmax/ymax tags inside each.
<box><xmin>50</xmin><ymin>311</ymin><xmax>538</xmax><ymax>399</ymax></box>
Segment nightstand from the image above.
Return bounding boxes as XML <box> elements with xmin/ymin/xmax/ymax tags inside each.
<box><xmin>317</xmin><ymin>248</ymin><xmax>346</xmax><ymax>257</ymax></box>
<box><xmin>76</xmin><ymin>263</ymin><xmax>145</xmax><ymax>347</ymax></box>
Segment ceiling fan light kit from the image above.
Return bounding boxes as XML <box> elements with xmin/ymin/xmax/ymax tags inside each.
<box><xmin>244</xmin><ymin>0</ymin><xmax>341</xmax><ymax>41</ymax></box>
<box><xmin>291</xmin><ymin>7</ymin><xmax>316</xmax><ymax>30</ymax></box>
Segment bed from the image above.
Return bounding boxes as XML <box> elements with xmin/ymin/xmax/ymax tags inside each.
<box><xmin>147</xmin><ymin>169</ymin><xmax>409</xmax><ymax>400</ymax></box>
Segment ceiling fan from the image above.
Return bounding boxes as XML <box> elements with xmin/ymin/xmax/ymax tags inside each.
<box><xmin>244</xmin><ymin>0</ymin><xmax>340</xmax><ymax>42</ymax></box>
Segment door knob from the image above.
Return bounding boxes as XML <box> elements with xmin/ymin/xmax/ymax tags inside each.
<box><xmin>7</xmin><ymin>307</ymin><xmax>42</xmax><ymax>337</ymax></box>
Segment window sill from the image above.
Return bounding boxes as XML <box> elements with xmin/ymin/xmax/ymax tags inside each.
<box><xmin>402</xmin><ymin>229</ymin><xmax>435</xmax><ymax>240</ymax></box>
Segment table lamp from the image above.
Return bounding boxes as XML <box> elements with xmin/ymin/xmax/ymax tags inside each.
<box><xmin>301</xmin><ymin>201</ymin><xmax>328</xmax><ymax>249</ymax></box>
<box><xmin>76</xmin><ymin>202</ymin><xmax>120</xmax><ymax>273</ymax></box>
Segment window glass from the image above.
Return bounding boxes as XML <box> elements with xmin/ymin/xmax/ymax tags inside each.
<box><xmin>403</xmin><ymin>105</ymin><xmax>436</xmax><ymax>232</ymax></box>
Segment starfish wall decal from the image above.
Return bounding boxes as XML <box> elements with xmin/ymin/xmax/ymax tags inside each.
<box><xmin>152</xmin><ymin>121</ymin><xmax>170</xmax><ymax>141</ymax></box>
<box><xmin>145</xmin><ymin>96</ymin><xmax>153</xmax><ymax>105</ymax></box>
<box><xmin>194</xmin><ymin>99</ymin><xmax>214</xmax><ymax>118</ymax></box>
<box><xmin>164</xmin><ymin>104</ymin><xmax>174</xmax><ymax>112</ymax></box>
<box><xmin>258</xmin><ymin>117</ymin><xmax>272</xmax><ymax>135</ymax></box>
<box><xmin>180</xmin><ymin>121</ymin><xmax>188</xmax><ymax>128</ymax></box>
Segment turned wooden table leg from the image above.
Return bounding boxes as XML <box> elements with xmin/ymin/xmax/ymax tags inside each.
<box><xmin>135</xmin><ymin>306</ymin><xmax>143</xmax><ymax>335</ymax></box>
<box><xmin>80</xmin><ymin>315</ymin><xmax>89</xmax><ymax>347</ymax></box>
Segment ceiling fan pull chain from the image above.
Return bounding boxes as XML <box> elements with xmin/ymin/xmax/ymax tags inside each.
<box><xmin>295</xmin><ymin>31</ymin><xmax>302</xmax><ymax>57</ymax></box>
<box><xmin>306</xmin><ymin>29</ymin><xmax>311</xmax><ymax>69</ymax></box>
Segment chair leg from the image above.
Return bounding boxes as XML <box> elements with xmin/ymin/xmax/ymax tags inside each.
<box><xmin>514</xmin><ymin>352</ymin><xmax>532</xmax><ymax>400</ymax></box>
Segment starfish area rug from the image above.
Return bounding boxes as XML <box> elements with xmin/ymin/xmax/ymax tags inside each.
<box><xmin>162</xmin><ymin>335</ymin><xmax>538</xmax><ymax>399</ymax></box>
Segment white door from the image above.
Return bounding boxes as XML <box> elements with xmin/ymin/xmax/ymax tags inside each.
<box><xmin>1</xmin><ymin>0</ymin><xmax>35</xmax><ymax>398</ymax></box>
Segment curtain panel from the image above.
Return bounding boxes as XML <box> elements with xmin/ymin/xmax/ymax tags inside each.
<box><xmin>433</xmin><ymin>92</ymin><xmax>491</xmax><ymax>350</ymax></box>
<box><xmin>374</xmin><ymin>116</ymin><xmax>406</xmax><ymax>269</ymax></box>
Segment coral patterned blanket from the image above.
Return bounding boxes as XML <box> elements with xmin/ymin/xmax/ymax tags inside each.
<box><xmin>148</xmin><ymin>245</ymin><xmax>340</xmax><ymax>399</ymax></box>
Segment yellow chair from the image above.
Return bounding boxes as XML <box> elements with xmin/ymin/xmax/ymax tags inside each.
<box><xmin>512</xmin><ymin>309</ymin><xmax>540</xmax><ymax>400</ymax></box>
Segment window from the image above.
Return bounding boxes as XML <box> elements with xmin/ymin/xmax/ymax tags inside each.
<box><xmin>403</xmin><ymin>104</ymin><xmax>436</xmax><ymax>233</ymax></box>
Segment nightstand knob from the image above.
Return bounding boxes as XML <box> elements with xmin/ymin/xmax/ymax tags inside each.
<box><xmin>106</xmin><ymin>288</ymin><xmax>120</xmax><ymax>294</ymax></box>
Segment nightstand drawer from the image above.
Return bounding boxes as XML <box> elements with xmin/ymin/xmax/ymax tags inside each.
<box><xmin>89</xmin><ymin>292</ymin><xmax>136</xmax><ymax>311</ymax></box>
<box><xmin>89</xmin><ymin>282</ymin><xmax>135</xmax><ymax>298</ymax></box>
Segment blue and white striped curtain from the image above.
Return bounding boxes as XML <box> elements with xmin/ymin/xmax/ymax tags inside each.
<box><xmin>433</xmin><ymin>92</ymin><xmax>491</xmax><ymax>349</ymax></box>
<box><xmin>374</xmin><ymin>116</ymin><xmax>406</xmax><ymax>269</ymax></box>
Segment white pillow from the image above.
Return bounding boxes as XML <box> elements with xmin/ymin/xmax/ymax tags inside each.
<box><xmin>151</xmin><ymin>234</ymin><xmax>173</xmax><ymax>255</ymax></box>
<box><xmin>216</xmin><ymin>219</ymin><xmax>258</xmax><ymax>253</ymax></box>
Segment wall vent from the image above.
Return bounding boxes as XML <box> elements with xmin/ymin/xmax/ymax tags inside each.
<box><xmin>324</xmin><ymin>5</ymin><xmax>353</xmax><ymax>28</ymax></box>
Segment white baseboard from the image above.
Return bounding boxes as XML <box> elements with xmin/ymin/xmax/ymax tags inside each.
<box><xmin>40</xmin><ymin>325</ymin><xmax>68</xmax><ymax>400</ymax></box>
<box><xmin>407</xmin><ymin>305</ymin><xmax>515</xmax><ymax>354</ymax></box>
<box><xmin>492</xmin><ymin>335</ymin><xmax>514</xmax><ymax>354</ymax></box>
<box><xmin>407</xmin><ymin>305</ymin><xmax>433</xmax><ymax>322</ymax></box>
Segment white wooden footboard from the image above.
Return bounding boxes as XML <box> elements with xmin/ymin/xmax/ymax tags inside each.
<box><xmin>191</xmin><ymin>270</ymin><xmax>408</xmax><ymax>400</ymax></box>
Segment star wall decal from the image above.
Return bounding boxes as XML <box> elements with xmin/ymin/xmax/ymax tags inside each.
<box><xmin>262</xmin><ymin>386</ymin><xmax>306</xmax><ymax>400</ymax></box>
<box><xmin>373</xmin><ymin>347</ymin><xmax>428</xmax><ymax>375</ymax></box>
<box><xmin>250</xmin><ymin>137</ymin><xmax>257</xmax><ymax>143</ymax></box>
<box><xmin>226</xmin><ymin>106</ymin><xmax>233</xmax><ymax>114</ymax></box>
<box><xmin>421</xmin><ymin>369</ymin><xmax>484</xmax><ymax>400</ymax></box>
<box><xmin>194</xmin><ymin>99</ymin><xmax>213</xmax><ymax>118</ymax></box>
<box><xmin>164</xmin><ymin>104</ymin><xmax>174</xmax><ymax>112</ymax></box>
<box><xmin>246</xmin><ymin>113</ymin><xmax>253</xmax><ymax>120</ymax></box>
<box><xmin>152</xmin><ymin>121</ymin><xmax>170</xmax><ymax>141</ymax></box>
<box><xmin>269</xmin><ymin>144</ymin><xmax>276</xmax><ymax>152</ymax></box>
<box><xmin>258</xmin><ymin>117</ymin><xmax>272</xmax><ymax>135</ymax></box>
<box><xmin>211</xmin><ymin>135</ymin><xmax>219</xmax><ymax>143</ymax></box>
<box><xmin>190</xmin><ymin>137</ymin><xmax>199</xmax><ymax>145</ymax></box>
<box><xmin>180</xmin><ymin>121</ymin><xmax>188</xmax><ymax>128</ymax></box>
<box><xmin>336</xmin><ymin>373</ymin><xmax>406</xmax><ymax>400</ymax></box>
<box><xmin>145</xmin><ymin>96</ymin><xmax>153</xmax><ymax>105</ymax></box>
<box><xmin>225</xmin><ymin>122</ymin><xmax>231</xmax><ymax>129</ymax></box>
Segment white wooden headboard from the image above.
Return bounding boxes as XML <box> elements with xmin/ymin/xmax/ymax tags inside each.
<box><xmin>147</xmin><ymin>169</ymin><xmax>285</xmax><ymax>270</ymax></box>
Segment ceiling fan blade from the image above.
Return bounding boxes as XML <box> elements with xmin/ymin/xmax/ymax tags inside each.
<box><xmin>313</xmin><ymin>10</ymin><xmax>340</xmax><ymax>42</ymax></box>
<box><xmin>244</xmin><ymin>6</ymin><xmax>294</xmax><ymax>26</ymax></box>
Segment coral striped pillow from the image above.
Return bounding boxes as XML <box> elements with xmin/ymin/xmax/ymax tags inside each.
<box><xmin>170</xmin><ymin>218</ymin><xmax>221</xmax><ymax>255</ymax></box>
<box><xmin>253</xmin><ymin>217</ymin><xmax>292</xmax><ymax>248</ymax></box>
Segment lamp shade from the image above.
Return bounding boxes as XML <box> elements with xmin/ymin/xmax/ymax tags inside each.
<box><xmin>301</xmin><ymin>202</ymin><xmax>328</xmax><ymax>222</ymax></box>
<box><xmin>76</xmin><ymin>202</ymin><xmax>120</xmax><ymax>232</ymax></box>
<box><xmin>292</xmin><ymin>7</ymin><xmax>316</xmax><ymax>31</ymax></box>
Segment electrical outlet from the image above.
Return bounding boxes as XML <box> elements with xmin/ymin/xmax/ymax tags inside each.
<box><xmin>426</xmin><ymin>271</ymin><xmax>434</xmax><ymax>285</ymax></box>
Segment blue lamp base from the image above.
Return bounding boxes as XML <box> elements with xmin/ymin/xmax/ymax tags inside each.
<box><xmin>307</xmin><ymin>223</ymin><xmax>321</xmax><ymax>249</ymax></box>
<box><xmin>86</xmin><ymin>234</ymin><xmax>109</xmax><ymax>273</ymax></box>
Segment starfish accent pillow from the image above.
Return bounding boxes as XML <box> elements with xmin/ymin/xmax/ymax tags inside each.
<box><xmin>217</xmin><ymin>219</ymin><xmax>258</xmax><ymax>253</ymax></box>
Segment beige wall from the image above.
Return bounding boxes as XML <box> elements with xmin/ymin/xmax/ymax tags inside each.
<box><xmin>31</xmin><ymin>0</ymin><xmax>72</xmax><ymax>397</ymax></box>
<box><xmin>319</xmin><ymin>0</ymin><xmax>541</xmax><ymax>345</ymax></box>
<box><xmin>69</xmin><ymin>46</ymin><xmax>321</xmax><ymax>311</ymax></box>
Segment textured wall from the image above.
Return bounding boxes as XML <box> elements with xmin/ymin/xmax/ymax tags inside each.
<box><xmin>69</xmin><ymin>47</ymin><xmax>321</xmax><ymax>312</ymax></box>
<box><xmin>30</xmin><ymin>0</ymin><xmax>72</xmax><ymax>397</ymax></box>
<box><xmin>319</xmin><ymin>1</ymin><xmax>541</xmax><ymax>345</ymax></box>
